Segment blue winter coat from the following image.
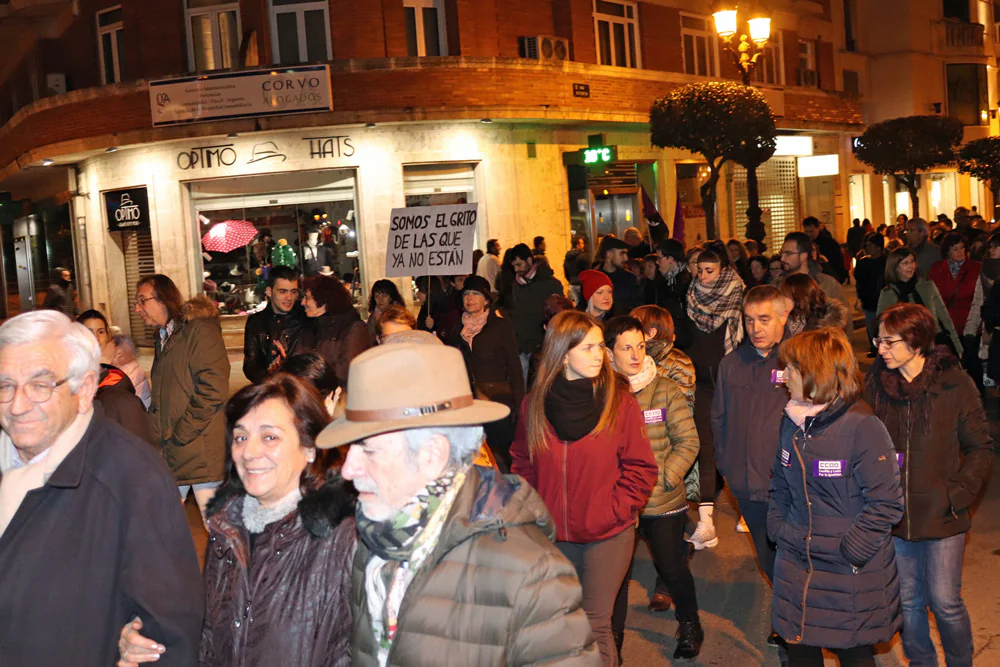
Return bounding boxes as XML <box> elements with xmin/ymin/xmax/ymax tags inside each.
<box><xmin>767</xmin><ymin>398</ymin><xmax>904</xmax><ymax>649</ymax></box>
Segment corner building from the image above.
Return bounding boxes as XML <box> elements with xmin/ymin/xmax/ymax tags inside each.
<box><xmin>0</xmin><ymin>0</ymin><xmax>865</xmax><ymax>342</ymax></box>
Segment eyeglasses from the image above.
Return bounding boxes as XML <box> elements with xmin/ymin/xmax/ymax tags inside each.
<box><xmin>872</xmin><ymin>337</ymin><xmax>904</xmax><ymax>350</ymax></box>
<box><xmin>134</xmin><ymin>295</ymin><xmax>159</xmax><ymax>308</ymax></box>
<box><xmin>0</xmin><ymin>377</ymin><xmax>70</xmax><ymax>404</ymax></box>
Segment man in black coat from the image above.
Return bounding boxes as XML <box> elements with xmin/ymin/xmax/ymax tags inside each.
<box><xmin>712</xmin><ymin>286</ymin><xmax>790</xmax><ymax>592</ymax></box>
<box><xmin>651</xmin><ymin>238</ymin><xmax>694</xmax><ymax>349</ymax></box>
<box><xmin>0</xmin><ymin>310</ymin><xmax>203</xmax><ymax>667</ymax></box>
<box><xmin>509</xmin><ymin>244</ymin><xmax>564</xmax><ymax>385</ymax></box>
<box><xmin>243</xmin><ymin>265</ymin><xmax>312</xmax><ymax>383</ymax></box>
<box><xmin>95</xmin><ymin>364</ymin><xmax>156</xmax><ymax>446</ymax></box>
<box><xmin>853</xmin><ymin>233</ymin><xmax>886</xmax><ymax>356</ymax></box>
<box><xmin>600</xmin><ymin>236</ymin><xmax>642</xmax><ymax>315</ymax></box>
<box><xmin>803</xmin><ymin>216</ymin><xmax>848</xmax><ymax>284</ymax></box>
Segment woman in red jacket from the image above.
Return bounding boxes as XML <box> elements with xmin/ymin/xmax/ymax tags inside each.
<box><xmin>511</xmin><ymin>310</ymin><xmax>657</xmax><ymax>667</ymax></box>
<box><xmin>929</xmin><ymin>232</ymin><xmax>982</xmax><ymax>334</ymax></box>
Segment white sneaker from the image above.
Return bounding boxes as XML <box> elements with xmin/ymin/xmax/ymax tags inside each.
<box><xmin>736</xmin><ymin>516</ymin><xmax>750</xmax><ymax>533</ymax></box>
<box><xmin>686</xmin><ymin>521</ymin><xmax>719</xmax><ymax>550</ymax></box>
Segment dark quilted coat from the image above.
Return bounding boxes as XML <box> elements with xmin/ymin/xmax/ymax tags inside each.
<box><xmin>350</xmin><ymin>466</ymin><xmax>600</xmax><ymax>667</ymax></box>
<box><xmin>200</xmin><ymin>475</ymin><xmax>357</xmax><ymax>667</ymax></box>
<box><xmin>768</xmin><ymin>399</ymin><xmax>904</xmax><ymax>648</ymax></box>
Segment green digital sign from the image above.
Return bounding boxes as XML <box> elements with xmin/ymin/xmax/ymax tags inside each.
<box><xmin>582</xmin><ymin>146</ymin><xmax>616</xmax><ymax>164</ymax></box>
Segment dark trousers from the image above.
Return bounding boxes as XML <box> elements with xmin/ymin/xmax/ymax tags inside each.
<box><xmin>734</xmin><ymin>497</ymin><xmax>776</xmax><ymax>583</ymax></box>
<box><xmin>558</xmin><ymin>526</ymin><xmax>635</xmax><ymax>667</ymax></box>
<box><xmin>785</xmin><ymin>644</ymin><xmax>875</xmax><ymax>666</ymax></box>
<box><xmin>693</xmin><ymin>384</ymin><xmax>720</xmax><ymax>502</ymax></box>
<box><xmin>611</xmin><ymin>513</ymin><xmax>700</xmax><ymax>636</ymax></box>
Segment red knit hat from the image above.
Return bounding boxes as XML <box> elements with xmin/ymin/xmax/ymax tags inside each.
<box><xmin>579</xmin><ymin>269</ymin><xmax>613</xmax><ymax>303</ymax></box>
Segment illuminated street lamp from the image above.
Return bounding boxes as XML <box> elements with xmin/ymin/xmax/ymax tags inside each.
<box><xmin>713</xmin><ymin>4</ymin><xmax>772</xmax><ymax>86</ymax></box>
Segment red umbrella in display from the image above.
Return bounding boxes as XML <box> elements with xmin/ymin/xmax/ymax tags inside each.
<box><xmin>201</xmin><ymin>219</ymin><xmax>259</xmax><ymax>253</ymax></box>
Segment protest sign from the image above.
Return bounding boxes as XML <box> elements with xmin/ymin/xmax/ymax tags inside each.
<box><xmin>384</xmin><ymin>203</ymin><xmax>478</xmax><ymax>278</ymax></box>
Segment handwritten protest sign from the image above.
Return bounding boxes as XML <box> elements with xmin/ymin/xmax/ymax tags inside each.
<box><xmin>384</xmin><ymin>203</ymin><xmax>479</xmax><ymax>278</ymax></box>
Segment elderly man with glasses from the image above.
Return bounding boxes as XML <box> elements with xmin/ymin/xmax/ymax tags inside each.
<box><xmin>0</xmin><ymin>310</ymin><xmax>203</xmax><ymax>666</ymax></box>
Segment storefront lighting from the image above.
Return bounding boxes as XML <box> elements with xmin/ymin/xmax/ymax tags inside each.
<box><xmin>42</xmin><ymin>159</ymin><xmax>53</xmax><ymax>166</ymax></box>
<box><xmin>365</xmin><ymin>122</ymin><xmax>377</xmax><ymax>129</ymax></box>
<box><xmin>797</xmin><ymin>154</ymin><xmax>840</xmax><ymax>178</ymax></box>
<box><xmin>106</xmin><ymin>147</ymin><xmax>117</xmax><ymax>153</ymax></box>
<box><xmin>981</xmin><ymin>109</ymin><xmax>989</xmax><ymax>123</ymax></box>
<box><xmin>480</xmin><ymin>118</ymin><xmax>493</xmax><ymax>124</ymax></box>
<box><xmin>349</xmin><ymin>230</ymin><xmax>356</xmax><ymax>238</ymax></box>
<box><xmin>227</xmin><ymin>133</ymin><xmax>239</xmax><ymax>138</ymax></box>
<box><xmin>773</xmin><ymin>136</ymin><xmax>814</xmax><ymax>157</ymax></box>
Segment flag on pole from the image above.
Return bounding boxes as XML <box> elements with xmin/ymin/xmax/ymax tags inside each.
<box><xmin>672</xmin><ymin>193</ymin><xmax>685</xmax><ymax>246</ymax></box>
<box><xmin>641</xmin><ymin>187</ymin><xmax>668</xmax><ymax>246</ymax></box>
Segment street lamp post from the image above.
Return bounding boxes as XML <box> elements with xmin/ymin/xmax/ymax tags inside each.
<box><xmin>713</xmin><ymin>6</ymin><xmax>772</xmax><ymax>86</ymax></box>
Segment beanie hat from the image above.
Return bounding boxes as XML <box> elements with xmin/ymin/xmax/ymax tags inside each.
<box><xmin>460</xmin><ymin>275</ymin><xmax>494</xmax><ymax>303</ymax></box>
<box><xmin>579</xmin><ymin>269</ymin><xmax>613</xmax><ymax>303</ymax></box>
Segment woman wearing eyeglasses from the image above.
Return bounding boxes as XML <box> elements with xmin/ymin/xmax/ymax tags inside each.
<box><xmin>864</xmin><ymin>303</ymin><xmax>993</xmax><ymax>667</ymax></box>
<box><xmin>877</xmin><ymin>247</ymin><xmax>963</xmax><ymax>357</ymax></box>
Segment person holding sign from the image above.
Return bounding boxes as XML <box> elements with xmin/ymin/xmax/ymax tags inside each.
<box><xmin>768</xmin><ymin>328</ymin><xmax>903</xmax><ymax>666</ymax></box>
<box><xmin>604</xmin><ymin>316</ymin><xmax>703</xmax><ymax>661</ymax></box>
<box><xmin>863</xmin><ymin>303</ymin><xmax>992</xmax><ymax>667</ymax></box>
<box><xmin>511</xmin><ymin>310</ymin><xmax>656</xmax><ymax>667</ymax></box>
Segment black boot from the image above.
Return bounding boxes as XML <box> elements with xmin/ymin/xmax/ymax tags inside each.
<box><xmin>612</xmin><ymin>630</ymin><xmax>625</xmax><ymax>664</ymax></box>
<box><xmin>674</xmin><ymin>620</ymin><xmax>704</xmax><ymax>660</ymax></box>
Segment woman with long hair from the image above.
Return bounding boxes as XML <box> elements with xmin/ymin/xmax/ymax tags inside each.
<box><xmin>877</xmin><ymin>246</ymin><xmax>963</xmax><ymax>357</ymax></box>
<box><xmin>511</xmin><ymin>310</ymin><xmax>657</xmax><ymax>667</ymax></box>
<box><xmin>769</xmin><ymin>328</ymin><xmax>903</xmax><ymax>666</ymax></box>
<box><xmin>301</xmin><ymin>274</ymin><xmax>370</xmax><ymax>386</ymax></box>
<box><xmin>365</xmin><ymin>279</ymin><xmax>405</xmax><ymax>345</ymax></box>
<box><xmin>864</xmin><ymin>304</ymin><xmax>992</xmax><ymax>667</ymax></box>
<box><xmin>683</xmin><ymin>245</ymin><xmax>745</xmax><ymax>549</ymax></box>
<box><xmin>779</xmin><ymin>273</ymin><xmax>848</xmax><ymax>336</ymax></box>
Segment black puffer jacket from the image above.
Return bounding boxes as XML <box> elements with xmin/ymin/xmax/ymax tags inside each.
<box><xmin>864</xmin><ymin>347</ymin><xmax>993</xmax><ymax>541</ymax></box>
<box><xmin>200</xmin><ymin>475</ymin><xmax>357</xmax><ymax>667</ymax></box>
<box><xmin>510</xmin><ymin>259</ymin><xmax>563</xmax><ymax>355</ymax></box>
<box><xmin>768</xmin><ymin>399</ymin><xmax>903</xmax><ymax>648</ymax></box>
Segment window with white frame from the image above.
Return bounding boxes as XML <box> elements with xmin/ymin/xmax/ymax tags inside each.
<box><xmin>404</xmin><ymin>0</ymin><xmax>448</xmax><ymax>57</ymax></box>
<box><xmin>97</xmin><ymin>6</ymin><xmax>124</xmax><ymax>84</ymax></box>
<box><xmin>186</xmin><ymin>0</ymin><xmax>241</xmax><ymax>71</ymax></box>
<box><xmin>798</xmin><ymin>39</ymin><xmax>817</xmax><ymax>87</ymax></box>
<box><xmin>270</xmin><ymin>0</ymin><xmax>331</xmax><ymax>64</ymax></box>
<box><xmin>751</xmin><ymin>32</ymin><xmax>783</xmax><ymax>85</ymax></box>
<box><xmin>680</xmin><ymin>13</ymin><xmax>717</xmax><ymax>77</ymax></box>
<box><xmin>595</xmin><ymin>0</ymin><xmax>640</xmax><ymax>69</ymax></box>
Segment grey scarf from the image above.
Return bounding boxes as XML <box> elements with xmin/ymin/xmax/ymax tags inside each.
<box><xmin>241</xmin><ymin>488</ymin><xmax>302</xmax><ymax>534</ymax></box>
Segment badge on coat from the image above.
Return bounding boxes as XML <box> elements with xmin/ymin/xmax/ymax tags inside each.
<box><xmin>896</xmin><ymin>452</ymin><xmax>904</xmax><ymax>468</ymax></box>
<box><xmin>771</xmin><ymin>369</ymin><xmax>786</xmax><ymax>384</ymax></box>
<box><xmin>780</xmin><ymin>448</ymin><xmax>792</xmax><ymax>467</ymax></box>
<box><xmin>811</xmin><ymin>459</ymin><xmax>848</xmax><ymax>478</ymax></box>
<box><xmin>643</xmin><ymin>408</ymin><xmax>667</xmax><ymax>425</ymax></box>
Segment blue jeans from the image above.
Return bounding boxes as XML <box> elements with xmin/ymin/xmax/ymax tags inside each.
<box><xmin>893</xmin><ymin>534</ymin><xmax>973</xmax><ymax>667</ymax></box>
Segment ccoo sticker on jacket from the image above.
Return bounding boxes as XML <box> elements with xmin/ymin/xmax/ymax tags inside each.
<box><xmin>643</xmin><ymin>409</ymin><xmax>667</xmax><ymax>425</ymax></box>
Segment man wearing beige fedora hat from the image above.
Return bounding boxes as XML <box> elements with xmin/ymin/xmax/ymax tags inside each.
<box><xmin>317</xmin><ymin>343</ymin><xmax>599</xmax><ymax>667</ymax></box>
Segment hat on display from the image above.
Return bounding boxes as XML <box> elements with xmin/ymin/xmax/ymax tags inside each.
<box><xmin>316</xmin><ymin>343</ymin><xmax>509</xmax><ymax>449</ymax></box>
<box><xmin>319</xmin><ymin>266</ymin><xmax>335</xmax><ymax>277</ymax></box>
<box><xmin>460</xmin><ymin>275</ymin><xmax>493</xmax><ymax>303</ymax></box>
<box><xmin>599</xmin><ymin>236</ymin><xmax>631</xmax><ymax>253</ymax></box>
<box><xmin>578</xmin><ymin>269</ymin><xmax>613</xmax><ymax>303</ymax></box>
<box><xmin>229</xmin><ymin>265</ymin><xmax>244</xmax><ymax>276</ymax></box>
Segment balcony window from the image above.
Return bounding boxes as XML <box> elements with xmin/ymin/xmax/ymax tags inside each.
<box><xmin>947</xmin><ymin>63</ymin><xmax>989</xmax><ymax>125</ymax></box>
<box><xmin>797</xmin><ymin>39</ymin><xmax>817</xmax><ymax>87</ymax></box>
<box><xmin>751</xmin><ymin>32</ymin><xmax>783</xmax><ymax>85</ymax></box>
<box><xmin>186</xmin><ymin>0</ymin><xmax>240</xmax><ymax>71</ymax></box>
<box><xmin>680</xmin><ymin>14</ymin><xmax>717</xmax><ymax>77</ymax></box>
<box><xmin>404</xmin><ymin>0</ymin><xmax>448</xmax><ymax>56</ymax></box>
<box><xmin>595</xmin><ymin>0</ymin><xmax>640</xmax><ymax>69</ymax></box>
<box><xmin>97</xmin><ymin>6</ymin><xmax>124</xmax><ymax>84</ymax></box>
<box><xmin>270</xmin><ymin>0</ymin><xmax>331</xmax><ymax>64</ymax></box>
<box><xmin>943</xmin><ymin>0</ymin><xmax>971</xmax><ymax>21</ymax></box>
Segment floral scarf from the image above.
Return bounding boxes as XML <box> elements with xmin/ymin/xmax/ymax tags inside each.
<box><xmin>358</xmin><ymin>465</ymin><xmax>469</xmax><ymax>666</ymax></box>
<box><xmin>686</xmin><ymin>266</ymin><xmax>745</xmax><ymax>354</ymax></box>
<box><xmin>460</xmin><ymin>310</ymin><xmax>489</xmax><ymax>347</ymax></box>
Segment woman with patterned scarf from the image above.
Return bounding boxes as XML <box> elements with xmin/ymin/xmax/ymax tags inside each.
<box><xmin>683</xmin><ymin>244</ymin><xmax>745</xmax><ymax>550</ymax></box>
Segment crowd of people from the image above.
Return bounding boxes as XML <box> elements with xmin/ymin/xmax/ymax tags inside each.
<box><xmin>0</xmin><ymin>211</ymin><xmax>994</xmax><ymax>667</ymax></box>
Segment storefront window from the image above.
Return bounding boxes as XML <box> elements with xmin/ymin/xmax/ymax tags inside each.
<box><xmin>189</xmin><ymin>169</ymin><xmax>360</xmax><ymax>315</ymax></box>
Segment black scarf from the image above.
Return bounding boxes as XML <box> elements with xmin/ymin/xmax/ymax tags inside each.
<box><xmin>544</xmin><ymin>374</ymin><xmax>603</xmax><ymax>441</ymax></box>
<box><xmin>894</xmin><ymin>278</ymin><xmax>922</xmax><ymax>304</ymax></box>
